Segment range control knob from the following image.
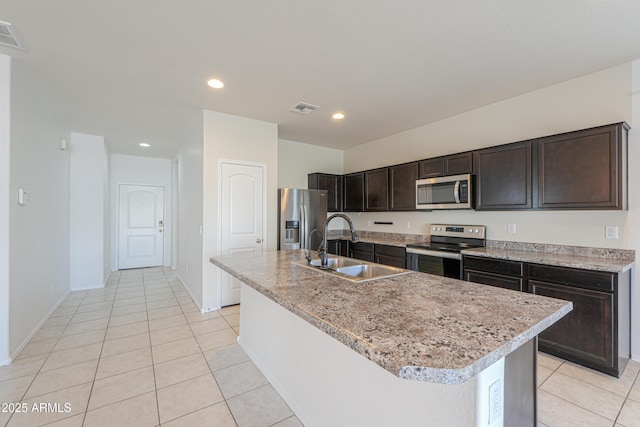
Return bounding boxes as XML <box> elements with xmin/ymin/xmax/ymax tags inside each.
<box><xmin>474</xmin><ymin>229</ymin><xmax>479</xmax><ymax>233</ymax></box>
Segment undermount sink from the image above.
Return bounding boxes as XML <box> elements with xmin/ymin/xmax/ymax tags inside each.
<box><xmin>295</xmin><ymin>257</ymin><xmax>411</xmax><ymax>283</ymax></box>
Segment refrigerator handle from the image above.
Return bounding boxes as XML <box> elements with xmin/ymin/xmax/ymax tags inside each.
<box><xmin>301</xmin><ymin>204</ymin><xmax>308</xmax><ymax>250</ymax></box>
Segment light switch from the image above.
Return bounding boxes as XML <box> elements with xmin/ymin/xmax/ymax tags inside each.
<box><xmin>507</xmin><ymin>224</ymin><xmax>516</xmax><ymax>234</ymax></box>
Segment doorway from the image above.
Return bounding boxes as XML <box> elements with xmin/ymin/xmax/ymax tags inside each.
<box><xmin>118</xmin><ymin>184</ymin><xmax>165</xmax><ymax>269</ymax></box>
<box><xmin>219</xmin><ymin>161</ymin><xmax>266</xmax><ymax>306</ymax></box>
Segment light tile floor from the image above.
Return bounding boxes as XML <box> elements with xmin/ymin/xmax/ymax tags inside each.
<box><xmin>0</xmin><ymin>267</ymin><xmax>301</xmax><ymax>427</ymax></box>
<box><xmin>1</xmin><ymin>267</ymin><xmax>640</xmax><ymax>426</ymax></box>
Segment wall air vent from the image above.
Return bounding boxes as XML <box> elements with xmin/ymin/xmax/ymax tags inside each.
<box><xmin>0</xmin><ymin>21</ymin><xmax>27</xmax><ymax>51</ymax></box>
<box><xmin>289</xmin><ymin>102</ymin><xmax>320</xmax><ymax>115</ymax></box>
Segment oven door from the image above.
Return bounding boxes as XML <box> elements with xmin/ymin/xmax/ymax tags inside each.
<box><xmin>406</xmin><ymin>248</ymin><xmax>462</xmax><ymax>279</ymax></box>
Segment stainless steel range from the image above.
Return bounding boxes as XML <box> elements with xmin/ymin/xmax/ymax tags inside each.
<box><xmin>406</xmin><ymin>224</ymin><xmax>486</xmax><ymax>279</ymax></box>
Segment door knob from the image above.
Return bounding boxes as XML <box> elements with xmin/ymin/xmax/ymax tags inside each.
<box><xmin>256</xmin><ymin>238</ymin><xmax>262</xmax><ymax>243</ymax></box>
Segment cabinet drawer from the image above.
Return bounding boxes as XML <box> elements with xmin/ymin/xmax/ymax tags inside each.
<box><xmin>350</xmin><ymin>242</ymin><xmax>374</xmax><ymax>253</ymax></box>
<box><xmin>463</xmin><ymin>256</ymin><xmax>523</xmax><ymax>277</ymax></box>
<box><xmin>374</xmin><ymin>244</ymin><xmax>405</xmax><ymax>258</ymax></box>
<box><xmin>528</xmin><ymin>264</ymin><xmax>614</xmax><ymax>292</ymax></box>
<box><xmin>464</xmin><ymin>270</ymin><xmax>523</xmax><ymax>292</ymax></box>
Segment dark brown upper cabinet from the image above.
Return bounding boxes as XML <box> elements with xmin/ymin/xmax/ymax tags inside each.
<box><xmin>389</xmin><ymin>162</ymin><xmax>418</xmax><ymax>211</ymax></box>
<box><xmin>343</xmin><ymin>172</ymin><xmax>365</xmax><ymax>212</ymax></box>
<box><xmin>536</xmin><ymin>122</ymin><xmax>628</xmax><ymax>210</ymax></box>
<box><xmin>474</xmin><ymin>141</ymin><xmax>534</xmax><ymax>210</ymax></box>
<box><xmin>364</xmin><ymin>168</ymin><xmax>389</xmax><ymax>211</ymax></box>
<box><xmin>308</xmin><ymin>173</ymin><xmax>343</xmax><ymax>212</ymax></box>
<box><xmin>418</xmin><ymin>152</ymin><xmax>473</xmax><ymax>179</ymax></box>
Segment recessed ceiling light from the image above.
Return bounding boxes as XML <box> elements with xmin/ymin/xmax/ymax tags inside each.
<box><xmin>139</xmin><ymin>142</ymin><xmax>150</xmax><ymax>147</ymax></box>
<box><xmin>332</xmin><ymin>112</ymin><xmax>345</xmax><ymax>120</ymax></box>
<box><xmin>207</xmin><ymin>78</ymin><xmax>224</xmax><ymax>89</ymax></box>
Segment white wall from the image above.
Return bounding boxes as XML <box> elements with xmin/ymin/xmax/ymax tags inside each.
<box><xmin>110</xmin><ymin>154</ymin><xmax>173</xmax><ymax>271</ymax></box>
<box><xmin>69</xmin><ymin>132</ymin><xmax>110</xmax><ymax>290</ymax></box>
<box><xmin>7</xmin><ymin>58</ymin><xmax>70</xmax><ymax>359</ymax></box>
<box><xmin>0</xmin><ymin>55</ymin><xmax>11</xmax><ymax>364</ymax></box>
<box><xmin>277</xmin><ymin>139</ymin><xmax>343</xmax><ymax>188</ymax></box>
<box><xmin>202</xmin><ymin>110</ymin><xmax>278</xmax><ymax>310</ymax></box>
<box><xmin>177</xmin><ymin>114</ymin><xmax>204</xmax><ymax>308</ymax></box>
<box><xmin>342</xmin><ymin>63</ymin><xmax>633</xmax><ymax>249</ymax></box>
<box><xmin>630</xmin><ymin>60</ymin><xmax>640</xmax><ymax>360</ymax></box>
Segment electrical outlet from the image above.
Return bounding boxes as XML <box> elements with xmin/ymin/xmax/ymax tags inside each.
<box><xmin>605</xmin><ymin>225</ymin><xmax>619</xmax><ymax>239</ymax></box>
<box><xmin>488</xmin><ymin>379</ymin><xmax>502</xmax><ymax>424</ymax></box>
<box><xmin>507</xmin><ymin>224</ymin><xmax>516</xmax><ymax>234</ymax></box>
<box><xmin>405</xmin><ymin>221</ymin><xmax>411</xmax><ymax>229</ymax></box>
<box><xmin>367</xmin><ymin>220</ymin><xmax>372</xmax><ymax>227</ymax></box>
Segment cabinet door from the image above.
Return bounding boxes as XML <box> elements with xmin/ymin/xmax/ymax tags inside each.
<box><xmin>464</xmin><ymin>270</ymin><xmax>523</xmax><ymax>291</ymax></box>
<box><xmin>338</xmin><ymin>240</ymin><xmax>350</xmax><ymax>257</ymax></box>
<box><xmin>308</xmin><ymin>173</ymin><xmax>342</xmax><ymax>212</ymax></box>
<box><xmin>343</xmin><ymin>172</ymin><xmax>364</xmax><ymax>211</ymax></box>
<box><xmin>445</xmin><ymin>152</ymin><xmax>473</xmax><ymax>175</ymax></box>
<box><xmin>364</xmin><ymin>168</ymin><xmax>389</xmax><ymax>211</ymax></box>
<box><xmin>475</xmin><ymin>141</ymin><xmax>534</xmax><ymax>210</ymax></box>
<box><xmin>418</xmin><ymin>158</ymin><xmax>444</xmax><ymax>178</ymax></box>
<box><xmin>537</xmin><ymin>123</ymin><xmax>627</xmax><ymax>209</ymax></box>
<box><xmin>327</xmin><ymin>240</ymin><xmax>339</xmax><ymax>255</ymax></box>
<box><xmin>529</xmin><ymin>280</ymin><xmax>615</xmax><ymax>372</ymax></box>
<box><xmin>375</xmin><ymin>254</ymin><xmax>406</xmax><ymax>268</ymax></box>
<box><xmin>389</xmin><ymin>162</ymin><xmax>418</xmax><ymax>211</ymax></box>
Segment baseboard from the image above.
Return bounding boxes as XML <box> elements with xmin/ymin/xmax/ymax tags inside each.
<box><xmin>0</xmin><ymin>357</ymin><xmax>11</xmax><ymax>366</ymax></box>
<box><xmin>10</xmin><ymin>289</ymin><xmax>70</xmax><ymax>362</ymax></box>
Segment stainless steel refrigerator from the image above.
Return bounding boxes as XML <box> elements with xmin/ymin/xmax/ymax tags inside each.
<box><xmin>277</xmin><ymin>188</ymin><xmax>328</xmax><ymax>251</ymax></box>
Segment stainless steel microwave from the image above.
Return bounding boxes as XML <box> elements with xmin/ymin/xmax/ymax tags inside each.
<box><xmin>416</xmin><ymin>173</ymin><xmax>474</xmax><ymax>210</ymax></box>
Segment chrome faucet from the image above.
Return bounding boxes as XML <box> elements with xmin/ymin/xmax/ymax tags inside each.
<box><xmin>320</xmin><ymin>214</ymin><xmax>359</xmax><ymax>268</ymax></box>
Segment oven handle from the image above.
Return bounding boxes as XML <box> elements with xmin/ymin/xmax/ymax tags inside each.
<box><xmin>406</xmin><ymin>247</ymin><xmax>462</xmax><ymax>260</ymax></box>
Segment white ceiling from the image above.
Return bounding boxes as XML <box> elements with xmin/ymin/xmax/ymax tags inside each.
<box><xmin>2</xmin><ymin>0</ymin><xmax>640</xmax><ymax>158</ymax></box>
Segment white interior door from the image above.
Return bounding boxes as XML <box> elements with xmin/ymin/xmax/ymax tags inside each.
<box><xmin>118</xmin><ymin>185</ymin><xmax>164</xmax><ymax>269</ymax></box>
<box><xmin>220</xmin><ymin>162</ymin><xmax>264</xmax><ymax>306</ymax></box>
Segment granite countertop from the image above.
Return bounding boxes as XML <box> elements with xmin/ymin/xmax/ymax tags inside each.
<box><xmin>209</xmin><ymin>250</ymin><xmax>572</xmax><ymax>385</ymax></box>
<box><xmin>462</xmin><ymin>243</ymin><xmax>635</xmax><ymax>273</ymax></box>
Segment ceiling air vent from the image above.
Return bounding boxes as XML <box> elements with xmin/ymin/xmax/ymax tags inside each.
<box><xmin>289</xmin><ymin>102</ymin><xmax>319</xmax><ymax>115</ymax></box>
<box><xmin>0</xmin><ymin>21</ymin><xmax>27</xmax><ymax>51</ymax></box>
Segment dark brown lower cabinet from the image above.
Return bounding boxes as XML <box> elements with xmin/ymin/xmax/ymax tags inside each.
<box><xmin>527</xmin><ymin>264</ymin><xmax>630</xmax><ymax>377</ymax></box>
<box><xmin>327</xmin><ymin>239</ymin><xmax>349</xmax><ymax>257</ymax></box>
<box><xmin>464</xmin><ymin>256</ymin><xmax>631</xmax><ymax>377</ymax></box>
<box><xmin>348</xmin><ymin>242</ymin><xmax>406</xmax><ymax>267</ymax></box>
<box><xmin>374</xmin><ymin>244</ymin><xmax>406</xmax><ymax>268</ymax></box>
<box><xmin>463</xmin><ymin>256</ymin><xmax>524</xmax><ymax>292</ymax></box>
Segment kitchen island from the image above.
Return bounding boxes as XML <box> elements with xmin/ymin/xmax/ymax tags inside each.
<box><xmin>210</xmin><ymin>250</ymin><xmax>572</xmax><ymax>427</ymax></box>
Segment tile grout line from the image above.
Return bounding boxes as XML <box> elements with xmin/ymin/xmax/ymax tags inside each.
<box><xmin>5</xmin><ymin>288</ymin><xmax>91</xmax><ymax>426</ymax></box>
<box><xmin>612</xmin><ymin>365</ymin><xmax>640</xmax><ymax>426</ymax></box>
<box><xmin>174</xmin><ymin>268</ymin><xmax>240</xmax><ymax>427</ymax></box>
<box><xmin>147</xmin><ymin>268</ymin><xmax>163</xmax><ymax>427</ymax></box>
<box><xmin>81</xmin><ymin>271</ymin><xmax>122</xmax><ymax>426</ymax></box>
<box><xmin>540</xmin><ymin>368</ymin><xmax>632</xmax><ymax>424</ymax></box>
